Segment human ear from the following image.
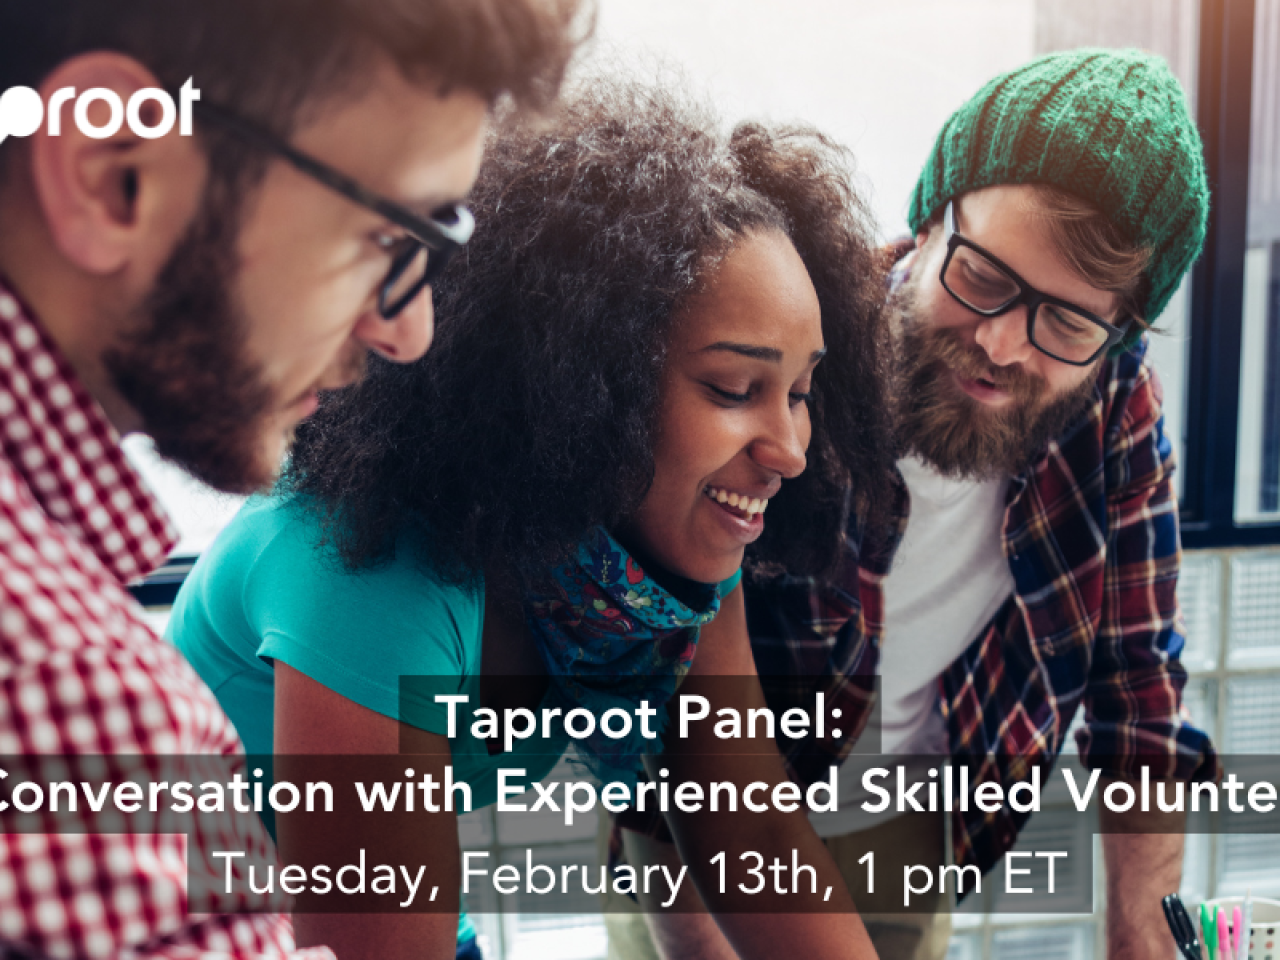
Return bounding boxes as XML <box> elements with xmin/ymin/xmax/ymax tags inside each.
<box><xmin>27</xmin><ymin>52</ymin><xmax>206</xmax><ymax>277</ymax></box>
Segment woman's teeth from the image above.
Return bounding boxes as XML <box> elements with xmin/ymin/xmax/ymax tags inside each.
<box><xmin>704</xmin><ymin>485</ymin><xmax>768</xmax><ymax>520</ymax></box>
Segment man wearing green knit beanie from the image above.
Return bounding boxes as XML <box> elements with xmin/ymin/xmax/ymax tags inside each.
<box><xmin>772</xmin><ymin>46</ymin><xmax>1219</xmax><ymax>960</ymax></box>
<box><xmin>603</xmin><ymin>48</ymin><xmax>1217</xmax><ymax>960</ymax></box>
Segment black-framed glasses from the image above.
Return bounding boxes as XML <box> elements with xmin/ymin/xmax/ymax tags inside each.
<box><xmin>939</xmin><ymin>200</ymin><xmax>1127</xmax><ymax>366</ymax></box>
<box><xmin>195</xmin><ymin>100</ymin><xmax>474</xmax><ymax>319</ymax></box>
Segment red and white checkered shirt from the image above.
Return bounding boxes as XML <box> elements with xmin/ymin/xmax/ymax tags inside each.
<box><xmin>0</xmin><ymin>278</ymin><xmax>331</xmax><ymax>958</ymax></box>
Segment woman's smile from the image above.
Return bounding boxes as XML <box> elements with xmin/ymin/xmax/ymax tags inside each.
<box><xmin>701</xmin><ymin>483</ymin><xmax>774</xmax><ymax>544</ymax></box>
<box><xmin>704</xmin><ymin>483</ymin><xmax>771</xmax><ymax>520</ymax></box>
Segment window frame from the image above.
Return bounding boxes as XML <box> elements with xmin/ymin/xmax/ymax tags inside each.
<box><xmin>1181</xmin><ymin>0</ymin><xmax>1280</xmax><ymax>548</ymax></box>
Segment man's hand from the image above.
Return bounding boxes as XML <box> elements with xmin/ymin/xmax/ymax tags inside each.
<box><xmin>1099</xmin><ymin>775</ymin><xmax>1187</xmax><ymax>960</ymax></box>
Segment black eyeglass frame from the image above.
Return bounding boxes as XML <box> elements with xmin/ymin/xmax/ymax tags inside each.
<box><xmin>194</xmin><ymin>99</ymin><xmax>475</xmax><ymax>319</ymax></box>
<box><xmin>939</xmin><ymin>200</ymin><xmax>1127</xmax><ymax>366</ymax></box>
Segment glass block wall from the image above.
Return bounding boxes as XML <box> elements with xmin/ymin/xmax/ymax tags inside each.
<box><xmin>945</xmin><ymin>548</ymin><xmax>1280</xmax><ymax>960</ymax></box>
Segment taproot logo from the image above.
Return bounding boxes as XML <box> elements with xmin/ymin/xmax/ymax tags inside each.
<box><xmin>0</xmin><ymin>78</ymin><xmax>200</xmax><ymax>144</ymax></box>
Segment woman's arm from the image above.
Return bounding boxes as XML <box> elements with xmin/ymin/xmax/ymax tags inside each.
<box><xmin>274</xmin><ymin>662</ymin><xmax>462</xmax><ymax>960</ymax></box>
<box><xmin>650</xmin><ymin>583</ymin><xmax>876</xmax><ymax>960</ymax></box>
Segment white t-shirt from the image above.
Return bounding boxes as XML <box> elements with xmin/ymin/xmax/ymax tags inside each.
<box><xmin>809</xmin><ymin>456</ymin><xmax>1015</xmax><ymax>837</ymax></box>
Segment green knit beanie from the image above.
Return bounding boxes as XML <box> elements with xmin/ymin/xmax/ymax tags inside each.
<box><xmin>908</xmin><ymin>48</ymin><xmax>1208</xmax><ymax>344</ymax></box>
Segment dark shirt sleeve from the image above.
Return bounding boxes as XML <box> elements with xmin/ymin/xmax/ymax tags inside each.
<box><xmin>1076</xmin><ymin>350</ymin><xmax>1218</xmax><ymax>782</ymax></box>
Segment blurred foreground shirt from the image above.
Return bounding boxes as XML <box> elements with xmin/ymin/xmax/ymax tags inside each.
<box><xmin>0</xmin><ymin>278</ymin><xmax>330</xmax><ymax>959</ymax></box>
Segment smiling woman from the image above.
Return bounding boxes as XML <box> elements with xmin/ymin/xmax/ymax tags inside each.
<box><xmin>166</xmin><ymin>76</ymin><xmax>893</xmax><ymax>960</ymax></box>
<box><xmin>619</xmin><ymin>230</ymin><xmax>826</xmax><ymax>585</ymax></box>
<box><xmin>286</xmin><ymin>80</ymin><xmax>894</xmax><ymax>591</ymax></box>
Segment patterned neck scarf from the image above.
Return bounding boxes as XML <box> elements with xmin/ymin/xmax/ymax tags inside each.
<box><xmin>524</xmin><ymin>527</ymin><xmax>727</xmax><ymax>785</ymax></box>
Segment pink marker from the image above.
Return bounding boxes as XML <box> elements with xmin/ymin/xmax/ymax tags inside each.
<box><xmin>1218</xmin><ymin>907</ymin><xmax>1230</xmax><ymax>960</ymax></box>
<box><xmin>1233</xmin><ymin>905</ymin><xmax>1244</xmax><ymax>960</ymax></box>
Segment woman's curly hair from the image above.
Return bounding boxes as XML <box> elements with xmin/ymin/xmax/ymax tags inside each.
<box><xmin>284</xmin><ymin>77</ymin><xmax>893</xmax><ymax>589</ymax></box>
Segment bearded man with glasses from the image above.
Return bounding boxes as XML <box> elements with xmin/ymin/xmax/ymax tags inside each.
<box><xmin>605</xmin><ymin>48</ymin><xmax>1219</xmax><ymax>960</ymax></box>
<box><xmin>785</xmin><ymin>47</ymin><xmax>1219</xmax><ymax>960</ymax></box>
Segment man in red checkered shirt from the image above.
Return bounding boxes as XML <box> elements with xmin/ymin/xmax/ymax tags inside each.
<box><xmin>0</xmin><ymin>2</ymin><xmax>580</xmax><ymax>956</ymax></box>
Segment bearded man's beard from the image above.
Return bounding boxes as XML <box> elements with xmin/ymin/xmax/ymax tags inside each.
<box><xmin>892</xmin><ymin>282</ymin><xmax>1099</xmax><ymax>481</ymax></box>
<box><xmin>103</xmin><ymin>184</ymin><xmax>280</xmax><ymax>494</ymax></box>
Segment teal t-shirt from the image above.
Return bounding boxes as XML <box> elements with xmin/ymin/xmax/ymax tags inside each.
<box><xmin>168</xmin><ymin>494</ymin><xmax>575</xmax><ymax>802</ymax></box>
<box><xmin>168</xmin><ymin>494</ymin><xmax>742</xmax><ymax>943</ymax></box>
<box><xmin>167</xmin><ymin>494</ymin><xmax>563</xmax><ymax>945</ymax></box>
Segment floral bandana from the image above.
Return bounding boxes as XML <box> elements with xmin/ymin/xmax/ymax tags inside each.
<box><xmin>524</xmin><ymin>527</ymin><xmax>728</xmax><ymax>784</ymax></box>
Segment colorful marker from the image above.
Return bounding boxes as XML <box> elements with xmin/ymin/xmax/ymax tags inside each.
<box><xmin>1233</xmin><ymin>906</ymin><xmax>1243</xmax><ymax>960</ymax></box>
<box><xmin>1204</xmin><ymin>903</ymin><xmax>1217</xmax><ymax>960</ymax></box>
<box><xmin>1219</xmin><ymin>907</ymin><xmax>1231</xmax><ymax>960</ymax></box>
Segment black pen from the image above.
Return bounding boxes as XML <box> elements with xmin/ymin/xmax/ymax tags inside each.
<box><xmin>1164</xmin><ymin>893</ymin><xmax>1204</xmax><ymax>960</ymax></box>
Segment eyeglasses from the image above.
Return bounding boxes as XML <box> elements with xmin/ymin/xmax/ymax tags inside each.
<box><xmin>195</xmin><ymin>100</ymin><xmax>475</xmax><ymax>319</ymax></box>
<box><xmin>939</xmin><ymin>200</ymin><xmax>1126</xmax><ymax>366</ymax></box>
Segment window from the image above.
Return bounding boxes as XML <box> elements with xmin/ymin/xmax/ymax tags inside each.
<box><xmin>1183</xmin><ymin>0</ymin><xmax>1280</xmax><ymax>546</ymax></box>
<box><xmin>1237</xmin><ymin>0</ymin><xmax>1280</xmax><ymax>521</ymax></box>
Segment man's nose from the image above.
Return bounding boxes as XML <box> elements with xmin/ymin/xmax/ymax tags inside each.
<box><xmin>353</xmin><ymin>290</ymin><xmax>435</xmax><ymax>364</ymax></box>
<box><xmin>973</xmin><ymin>305</ymin><xmax>1036</xmax><ymax>367</ymax></box>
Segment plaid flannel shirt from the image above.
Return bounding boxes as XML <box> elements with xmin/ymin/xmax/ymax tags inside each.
<box><xmin>747</xmin><ymin>302</ymin><xmax>1217</xmax><ymax>877</ymax></box>
<box><xmin>0</xmin><ymin>278</ymin><xmax>330</xmax><ymax>958</ymax></box>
